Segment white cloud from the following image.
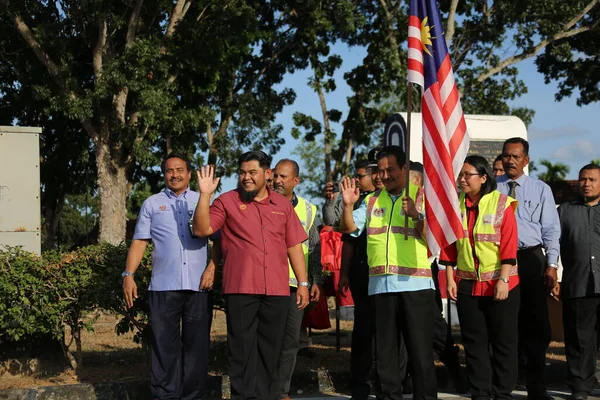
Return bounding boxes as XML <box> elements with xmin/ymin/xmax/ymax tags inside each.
<box><xmin>551</xmin><ymin>139</ymin><xmax>597</xmax><ymax>162</ymax></box>
<box><xmin>529</xmin><ymin>126</ymin><xmax>590</xmax><ymax>140</ymax></box>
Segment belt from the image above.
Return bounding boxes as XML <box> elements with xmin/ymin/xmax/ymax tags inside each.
<box><xmin>518</xmin><ymin>244</ymin><xmax>542</xmax><ymax>252</ymax></box>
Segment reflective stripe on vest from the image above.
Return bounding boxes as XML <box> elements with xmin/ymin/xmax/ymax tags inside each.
<box><xmin>365</xmin><ymin>185</ymin><xmax>431</xmax><ymax>277</ymax></box>
<box><xmin>455</xmin><ymin>191</ymin><xmax>518</xmax><ymax>282</ymax></box>
<box><xmin>289</xmin><ymin>196</ymin><xmax>317</xmax><ymax>287</ymax></box>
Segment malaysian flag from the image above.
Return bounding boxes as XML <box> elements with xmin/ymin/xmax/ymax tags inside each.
<box><xmin>407</xmin><ymin>0</ymin><xmax>470</xmax><ymax>257</ymax></box>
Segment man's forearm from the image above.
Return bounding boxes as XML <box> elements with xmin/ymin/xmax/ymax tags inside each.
<box><xmin>193</xmin><ymin>195</ymin><xmax>213</xmax><ymax>237</ymax></box>
<box><xmin>340</xmin><ymin>204</ymin><xmax>358</xmax><ymax>234</ymax></box>
<box><xmin>288</xmin><ymin>243</ymin><xmax>308</xmax><ymax>283</ymax></box>
<box><xmin>340</xmin><ymin>239</ymin><xmax>356</xmax><ymax>278</ymax></box>
<box><xmin>125</xmin><ymin>239</ymin><xmax>149</xmax><ymax>273</ymax></box>
<box><xmin>414</xmin><ymin>219</ymin><xmax>427</xmax><ymax>243</ymax></box>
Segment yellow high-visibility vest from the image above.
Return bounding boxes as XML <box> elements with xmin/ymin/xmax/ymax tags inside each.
<box><xmin>289</xmin><ymin>195</ymin><xmax>317</xmax><ymax>287</ymax></box>
<box><xmin>365</xmin><ymin>185</ymin><xmax>431</xmax><ymax>277</ymax></box>
<box><xmin>455</xmin><ymin>190</ymin><xmax>518</xmax><ymax>281</ymax></box>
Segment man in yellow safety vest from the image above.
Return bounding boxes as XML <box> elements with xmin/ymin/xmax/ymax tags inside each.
<box><xmin>272</xmin><ymin>158</ymin><xmax>324</xmax><ymax>400</ymax></box>
<box><xmin>340</xmin><ymin>146</ymin><xmax>438</xmax><ymax>400</ymax></box>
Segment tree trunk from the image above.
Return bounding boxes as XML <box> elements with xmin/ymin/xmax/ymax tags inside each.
<box><xmin>95</xmin><ymin>140</ymin><xmax>129</xmax><ymax>244</ymax></box>
<box><xmin>315</xmin><ymin>81</ymin><xmax>333</xmax><ymax>182</ymax></box>
<box><xmin>42</xmin><ymin>193</ymin><xmax>65</xmax><ymax>251</ymax></box>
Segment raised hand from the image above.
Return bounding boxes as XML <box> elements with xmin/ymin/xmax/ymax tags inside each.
<box><xmin>339</xmin><ymin>176</ymin><xmax>360</xmax><ymax>206</ymax></box>
<box><xmin>324</xmin><ymin>181</ymin><xmax>336</xmax><ymax>200</ymax></box>
<box><xmin>196</xmin><ymin>165</ymin><xmax>220</xmax><ymax>195</ymax></box>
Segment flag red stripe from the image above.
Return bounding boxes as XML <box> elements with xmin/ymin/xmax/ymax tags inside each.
<box><xmin>408</xmin><ymin>59</ymin><xmax>424</xmax><ymax>74</ymax></box>
<box><xmin>408</xmin><ymin>15</ymin><xmax>421</xmax><ymax>27</ymax></box>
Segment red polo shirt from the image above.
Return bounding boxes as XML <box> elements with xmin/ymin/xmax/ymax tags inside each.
<box><xmin>210</xmin><ymin>189</ymin><xmax>308</xmax><ymax>295</ymax></box>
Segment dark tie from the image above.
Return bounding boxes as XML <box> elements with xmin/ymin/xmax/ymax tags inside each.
<box><xmin>508</xmin><ymin>181</ymin><xmax>518</xmax><ymax>198</ymax></box>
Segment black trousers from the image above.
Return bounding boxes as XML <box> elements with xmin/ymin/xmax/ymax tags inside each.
<box><xmin>225</xmin><ymin>294</ymin><xmax>289</xmax><ymax>400</ymax></box>
<box><xmin>148</xmin><ymin>290</ymin><xmax>213</xmax><ymax>400</ymax></box>
<box><xmin>457</xmin><ymin>286</ymin><xmax>520</xmax><ymax>400</ymax></box>
<box><xmin>517</xmin><ymin>247</ymin><xmax>551</xmax><ymax>396</ymax></box>
<box><xmin>349</xmin><ymin>266</ymin><xmax>377</xmax><ymax>400</ymax></box>
<box><xmin>403</xmin><ymin>263</ymin><xmax>461</xmax><ymax>387</ymax></box>
<box><xmin>274</xmin><ymin>288</ymin><xmax>304</xmax><ymax>399</ymax></box>
<box><xmin>374</xmin><ymin>290</ymin><xmax>437</xmax><ymax>400</ymax></box>
<box><xmin>563</xmin><ymin>296</ymin><xmax>600</xmax><ymax>395</ymax></box>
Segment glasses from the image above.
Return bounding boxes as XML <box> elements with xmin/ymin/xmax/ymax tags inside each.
<box><xmin>354</xmin><ymin>173</ymin><xmax>369</xmax><ymax>179</ymax></box>
<box><xmin>458</xmin><ymin>172</ymin><xmax>481</xmax><ymax>179</ymax></box>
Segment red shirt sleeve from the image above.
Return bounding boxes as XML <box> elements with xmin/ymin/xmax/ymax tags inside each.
<box><xmin>439</xmin><ymin>243</ymin><xmax>458</xmax><ymax>266</ymax></box>
<box><xmin>499</xmin><ymin>203</ymin><xmax>518</xmax><ymax>264</ymax></box>
<box><xmin>285</xmin><ymin>201</ymin><xmax>309</xmax><ymax>248</ymax></box>
<box><xmin>209</xmin><ymin>196</ymin><xmax>227</xmax><ymax>232</ymax></box>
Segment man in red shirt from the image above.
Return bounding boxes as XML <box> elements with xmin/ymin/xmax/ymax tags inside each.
<box><xmin>192</xmin><ymin>151</ymin><xmax>310</xmax><ymax>400</ymax></box>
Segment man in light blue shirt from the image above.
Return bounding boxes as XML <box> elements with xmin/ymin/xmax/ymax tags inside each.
<box><xmin>340</xmin><ymin>146</ymin><xmax>437</xmax><ymax>400</ymax></box>
<box><xmin>497</xmin><ymin>137</ymin><xmax>560</xmax><ymax>400</ymax></box>
<box><xmin>122</xmin><ymin>153</ymin><xmax>217</xmax><ymax>400</ymax></box>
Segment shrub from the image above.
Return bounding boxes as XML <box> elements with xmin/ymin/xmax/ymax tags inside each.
<box><xmin>0</xmin><ymin>241</ymin><xmax>220</xmax><ymax>368</ymax></box>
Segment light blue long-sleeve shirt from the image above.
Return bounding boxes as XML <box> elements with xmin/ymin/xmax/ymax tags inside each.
<box><xmin>497</xmin><ymin>174</ymin><xmax>560</xmax><ymax>264</ymax></box>
<box><xmin>351</xmin><ymin>190</ymin><xmax>435</xmax><ymax>296</ymax></box>
<box><xmin>133</xmin><ymin>188</ymin><xmax>210</xmax><ymax>291</ymax></box>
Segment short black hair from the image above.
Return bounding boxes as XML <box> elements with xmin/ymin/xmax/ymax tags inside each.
<box><xmin>376</xmin><ymin>145</ymin><xmax>406</xmax><ymax>168</ymax></box>
<box><xmin>355</xmin><ymin>159</ymin><xmax>371</xmax><ymax>171</ymax></box>
<box><xmin>464</xmin><ymin>155</ymin><xmax>496</xmax><ymax>195</ymax></box>
<box><xmin>503</xmin><ymin>137</ymin><xmax>529</xmax><ymax>156</ymax></box>
<box><xmin>494</xmin><ymin>154</ymin><xmax>503</xmax><ymax>163</ymax></box>
<box><xmin>161</xmin><ymin>152</ymin><xmax>193</xmax><ymax>173</ymax></box>
<box><xmin>579</xmin><ymin>163</ymin><xmax>600</xmax><ymax>175</ymax></box>
<box><xmin>238</xmin><ymin>150</ymin><xmax>271</xmax><ymax>170</ymax></box>
<box><xmin>275</xmin><ymin>158</ymin><xmax>300</xmax><ymax>177</ymax></box>
<box><xmin>410</xmin><ymin>161</ymin><xmax>424</xmax><ymax>174</ymax></box>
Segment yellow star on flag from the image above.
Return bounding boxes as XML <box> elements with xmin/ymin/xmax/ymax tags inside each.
<box><xmin>421</xmin><ymin>16</ymin><xmax>435</xmax><ymax>57</ymax></box>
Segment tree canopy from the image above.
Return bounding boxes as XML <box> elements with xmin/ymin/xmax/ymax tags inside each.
<box><xmin>1</xmin><ymin>0</ymin><xmax>598</xmax><ymax>243</ymax></box>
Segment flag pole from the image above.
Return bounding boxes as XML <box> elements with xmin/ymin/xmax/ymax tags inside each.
<box><xmin>404</xmin><ymin>82</ymin><xmax>413</xmax><ymax>240</ymax></box>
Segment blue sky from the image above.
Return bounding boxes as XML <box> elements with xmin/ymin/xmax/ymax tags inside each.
<box><xmin>220</xmin><ymin>42</ymin><xmax>597</xmax><ymax>196</ymax></box>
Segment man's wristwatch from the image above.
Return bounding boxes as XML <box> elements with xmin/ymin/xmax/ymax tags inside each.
<box><xmin>298</xmin><ymin>281</ymin><xmax>310</xmax><ymax>287</ymax></box>
<box><xmin>499</xmin><ymin>277</ymin><xmax>509</xmax><ymax>283</ymax></box>
<box><xmin>121</xmin><ymin>271</ymin><xmax>134</xmax><ymax>279</ymax></box>
<box><xmin>411</xmin><ymin>212</ymin><xmax>425</xmax><ymax>222</ymax></box>
<box><xmin>548</xmin><ymin>263</ymin><xmax>559</xmax><ymax>269</ymax></box>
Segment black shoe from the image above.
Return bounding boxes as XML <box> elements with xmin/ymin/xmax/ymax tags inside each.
<box><xmin>527</xmin><ymin>394</ymin><xmax>554</xmax><ymax>400</ymax></box>
<box><xmin>451</xmin><ymin>371</ymin><xmax>469</xmax><ymax>394</ymax></box>
<box><xmin>402</xmin><ymin>374</ymin><xmax>413</xmax><ymax>394</ymax></box>
<box><xmin>297</xmin><ymin>347</ymin><xmax>315</xmax><ymax>358</ymax></box>
<box><xmin>569</xmin><ymin>392</ymin><xmax>588</xmax><ymax>400</ymax></box>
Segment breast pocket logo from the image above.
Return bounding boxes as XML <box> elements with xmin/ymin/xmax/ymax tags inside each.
<box><xmin>372</xmin><ymin>208</ymin><xmax>386</xmax><ymax>218</ymax></box>
<box><xmin>482</xmin><ymin>214</ymin><xmax>495</xmax><ymax>224</ymax></box>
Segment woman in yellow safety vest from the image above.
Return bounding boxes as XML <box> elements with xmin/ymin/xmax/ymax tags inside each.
<box><xmin>440</xmin><ymin>155</ymin><xmax>520</xmax><ymax>400</ymax></box>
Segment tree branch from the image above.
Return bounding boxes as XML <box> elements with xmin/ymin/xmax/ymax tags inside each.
<box><xmin>233</xmin><ymin>40</ymin><xmax>295</xmax><ymax>93</ymax></box>
<box><xmin>165</xmin><ymin>0</ymin><xmax>191</xmax><ymax>40</ymax></box>
<box><xmin>445</xmin><ymin>0</ymin><xmax>460</xmax><ymax>45</ymax></box>
<box><xmin>93</xmin><ymin>13</ymin><xmax>108</xmax><ymax>84</ymax></box>
<box><xmin>13</xmin><ymin>14</ymin><xmax>66</xmax><ymax>89</ymax></box>
<box><xmin>476</xmin><ymin>0</ymin><xmax>599</xmax><ymax>84</ymax></box>
<box><xmin>476</xmin><ymin>25</ymin><xmax>595</xmax><ymax>84</ymax></box>
<box><xmin>125</xmin><ymin>0</ymin><xmax>145</xmax><ymax>47</ymax></box>
<box><xmin>113</xmin><ymin>0</ymin><xmax>145</xmax><ymax>125</ymax></box>
<box><xmin>378</xmin><ymin>0</ymin><xmax>402</xmax><ymax>72</ymax></box>
<box><xmin>13</xmin><ymin>13</ymin><xmax>99</xmax><ymax>141</ymax></box>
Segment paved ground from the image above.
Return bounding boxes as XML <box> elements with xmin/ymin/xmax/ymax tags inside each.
<box><xmin>306</xmin><ymin>389</ymin><xmax>600</xmax><ymax>399</ymax></box>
